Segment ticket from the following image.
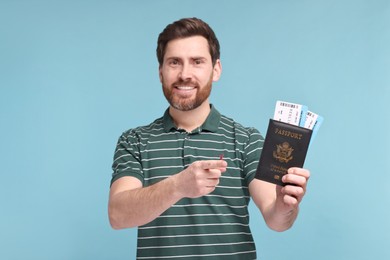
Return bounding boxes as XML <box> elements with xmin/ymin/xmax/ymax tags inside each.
<box><xmin>304</xmin><ymin>111</ymin><xmax>319</xmax><ymax>130</ymax></box>
<box><xmin>273</xmin><ymin>100</ymin><xmax>308</xmax><ymax>127</ymax></box>
<box><xmin>304</xmin><ymin>110</ymin><xmax>324</xmax><ymax>142</ymax></box>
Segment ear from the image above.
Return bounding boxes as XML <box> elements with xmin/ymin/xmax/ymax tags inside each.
<box><xmin>212</xmin><ymin>59</ymin><xmax>222</xmax><ymax>82</ymax></box>
<box><xmin>158</xmin><ymin>65</ymin><xmax>163</xmax><ymax>83</ymax></box>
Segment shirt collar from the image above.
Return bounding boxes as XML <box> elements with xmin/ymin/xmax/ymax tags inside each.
<box><xmin>162</xmin><ymin>104</ymin><xmax>221</xmax><ymax>133</ymax></box>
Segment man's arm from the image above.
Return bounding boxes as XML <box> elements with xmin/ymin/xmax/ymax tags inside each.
<box><xmin>108</xmin><ymin>160</ymin><xmax>227</xmax><ymax>229</ymax></box>
<box><xmin>249</xmin><ymin>167</ymin><xmax>310</xmax><ymax>232</ymax></box>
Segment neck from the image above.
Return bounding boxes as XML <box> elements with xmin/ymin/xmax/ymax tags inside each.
<box><xmin>169</xmin><ymin>101</ymin><xmax>211</xmax><ymax>132</ymax></box>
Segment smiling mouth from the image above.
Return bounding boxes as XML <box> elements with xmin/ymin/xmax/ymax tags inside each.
<box><xmin>175</xmin><ymin>86</ymin><xmax>196</xmax><ymax>90</ymax></box>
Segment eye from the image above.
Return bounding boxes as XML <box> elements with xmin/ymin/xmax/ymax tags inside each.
<box><xmin>169</xmin><ymin>59</ymin><xmax>180</xmax><ymax>66</ymax></box>
<box><xmin>194</xmin><ymin>59</ymin><xmax>203</xmax><ymax>65</ymax></box>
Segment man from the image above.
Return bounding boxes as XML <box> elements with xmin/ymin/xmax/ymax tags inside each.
<box><xmin>109</xmin><ymin>17</ymin><xmax>310</xmax><ymax>259</ymax></box>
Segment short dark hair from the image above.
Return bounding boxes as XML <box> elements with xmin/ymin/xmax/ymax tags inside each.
<box><xmin>156</xmin><ymin>17</ymin><xmax>220</xmax><ymax>66</ymax></box>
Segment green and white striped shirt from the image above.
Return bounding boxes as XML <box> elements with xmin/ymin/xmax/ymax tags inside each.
<box><xmin>111</xmin><ymin>105</ymin><xmax>264</xmax><ymax>259</ymax></box>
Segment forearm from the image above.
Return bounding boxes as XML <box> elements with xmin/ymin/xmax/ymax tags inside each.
<box><xmin>109</xmin><ymin>176</ymin><xmax>182</xmax><ymax>229</ymax></box>
<box><xmin>109</xmin><ymin>160</ymin><xmax>227</xmax><ymax>229</ymax></box>
<box><xmin>262</xmin><ymin>203</ymin><xmax>299</xmax><ymax>232</ymax></box>
<box><xmin>249</xmin><ymin>179</ymin><xmax>301</xmax><ymax>232</ymax></box>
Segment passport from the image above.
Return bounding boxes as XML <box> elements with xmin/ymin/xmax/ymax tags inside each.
<box><xmin>255</xmin><ymin>119</ymin><xmax>312</xmax><ymax>186</ymax></box>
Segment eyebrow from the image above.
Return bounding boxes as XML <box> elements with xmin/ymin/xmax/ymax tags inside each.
<box><xmin>165</xmin><ymin>56</ymin><xmax>208</xmax><ymax>62</ymax></box>
<box><xmin>192</xmin><ymin>57</ymin><xmax>207</xmax><ymax>61</ymax></box>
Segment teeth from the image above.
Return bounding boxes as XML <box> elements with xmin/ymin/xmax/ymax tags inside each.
<box><xmin>177</xmin><ymin>86</ymin><xmax>195</xmax><ymax>90</ymax></box>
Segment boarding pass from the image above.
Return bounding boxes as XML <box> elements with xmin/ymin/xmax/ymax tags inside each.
<box><xmin>273</xmin><ymin>100</ymin><xmax>323</xmax><ymax>142</ymax></box>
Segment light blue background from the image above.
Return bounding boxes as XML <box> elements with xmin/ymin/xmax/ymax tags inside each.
<box><xmin>1</xmin><ymin>0</ymin><xmax>389</xmax><ymax>259</ymax></box>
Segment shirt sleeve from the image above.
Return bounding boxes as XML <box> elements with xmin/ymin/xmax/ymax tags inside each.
<box><xmin>244</xmin><ymin>127</ymin><xmax>264</xmax><ymax>184</ymax></box>
<box><xmin>111</xmin><ymin>131</ymin><xmax>144</xmax><ymax>186</ymax></box>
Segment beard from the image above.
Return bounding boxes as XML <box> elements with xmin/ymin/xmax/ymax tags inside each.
<box><xmin>162</xmin><ymin>75</ymin><xmax>213</xmax><ymax>111</ymax></box>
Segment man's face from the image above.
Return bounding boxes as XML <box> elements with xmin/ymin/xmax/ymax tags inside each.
<box><xmin>159</xmin><ymin>36</ymin><xmax>221</xmax><ymax>111</ymax></box>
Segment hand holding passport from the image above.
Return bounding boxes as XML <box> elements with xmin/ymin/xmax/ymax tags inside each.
<box><xmin>255</xmin><ymin>101</ymin><xmax>323</xmax><ymax>186</ymax></box>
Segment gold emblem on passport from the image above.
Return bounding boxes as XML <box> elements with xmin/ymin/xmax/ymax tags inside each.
<box><xmin>273</xmin><ymin>142</ymin><xmax>294</xmax><ymax>163</ymax></box>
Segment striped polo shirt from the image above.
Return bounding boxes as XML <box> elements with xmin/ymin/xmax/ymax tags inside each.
<box><xmin>111</xmin><ymin>105</ymin><xmax>264</xmax><ymax>259</ymax></box>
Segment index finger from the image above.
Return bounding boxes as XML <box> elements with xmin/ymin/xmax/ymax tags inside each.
<box><xmin>287</xmin><ymin>167</ymin><xmax>310</xmax><ymax>179</ymax></box>
<box><xmin>200</xmin><ymin>160</ymin><xmax>228</xmax><ymax>170</ymax></box>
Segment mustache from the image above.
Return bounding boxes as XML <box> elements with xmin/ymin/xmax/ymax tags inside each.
<box><xmin>172</xmin><ymin>79</ymin><xmax>199</xmax><ymax>87</ymax></box>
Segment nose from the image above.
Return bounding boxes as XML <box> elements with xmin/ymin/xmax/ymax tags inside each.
<box><xmin>179</xmin><ymin>63</ymin><xmax>192</xmax><ymax>81</ymax></box>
